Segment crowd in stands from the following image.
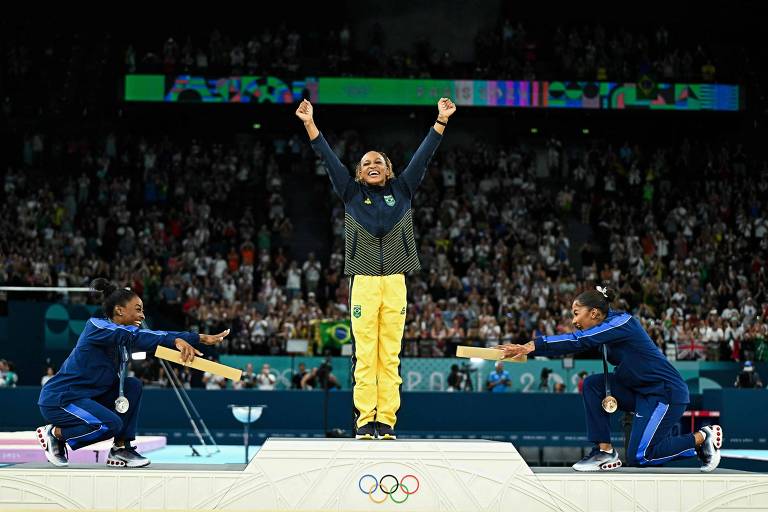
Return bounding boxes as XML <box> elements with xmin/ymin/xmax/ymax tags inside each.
<box><xmin>475</xmin><ymin>21</ymin><xmax>729</xmax><ymax>82</ymax></box>
<box><xmin>0</xmin><ymin>17</ymin><xmax>764</xmax><ymax>377</ymax></box>
<box><xmin>2</xmin><ymin>16</ymin><xmax>735</xmax><ymax>112</ymax></box>
<box><xmin>317</xmin><ymin>126</ymin><xmax>767</xmax><ymax>363</ymax></box>
<box><xmin>2</xmin><ymin>122</ymin><xmax>766</xmax><ymax>365</ymax></box>
<box><xmin>129</xmin><ymin>21</ymin><xmax>729</xmax><ymax>82</ymax></box>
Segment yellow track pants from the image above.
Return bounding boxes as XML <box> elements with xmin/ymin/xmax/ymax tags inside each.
<box><xmin>350</xmin><ymin>274</ymin><xmax>407</xmax><ymax>429</ymax></box>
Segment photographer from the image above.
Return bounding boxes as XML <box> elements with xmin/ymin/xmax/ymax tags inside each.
<box><xmin>487</xmin><ymin>362</ymin><xmax>511</xmax><ymax>393</ymax></box>
<box><xmin>447</xmin><ymin>363</ymin><xmax>469</xmax><ymax>391</ymax></box>
<box><xmin>302</xmin><ymin>359</ymin><xmax>341</xmax><ymax>390</ymax></box>
<box><xmin>734</xmin><ymin>361</ymin><xmax>764</xmax><ymax>388</ymax></box>
<box><xmin>539</xmin><ymin>367</ymin><xmax>553</xmax><ymax>392</ymax></box>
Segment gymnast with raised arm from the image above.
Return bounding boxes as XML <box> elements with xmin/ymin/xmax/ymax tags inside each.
<box><xmin>296</xmin><ymin>97</ymin><xmax>456</xmax><ymax>439</ymax></box>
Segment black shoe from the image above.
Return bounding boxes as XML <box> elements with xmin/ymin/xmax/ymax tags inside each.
<box><xmin>355</xmin><ymin>422</ymin><xmax>377</xmax><ymax>440</ymax></box>
<box><xmin>36</xmin><ymin>424</ymin><xmax>68</xmax><ymax>467</ymax></box>
<box><xmin>375</xmin><ymin>422</ymin><xmax>397</xmax><ymax>440</ymax></box>
<box><xmin>106</xmin><ymin>444</ymin><xmax>151</xmax><ymax>468</ymax></box>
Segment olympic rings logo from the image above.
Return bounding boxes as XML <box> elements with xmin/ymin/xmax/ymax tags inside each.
<box><xmin>358</xmin><ymin>474</ymin><xmax>420</xmax><ymax>504</ymax></box>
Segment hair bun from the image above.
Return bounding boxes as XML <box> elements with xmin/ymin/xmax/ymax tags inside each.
<box><xmin>597</xmin><ymin>282</ymin><xmax>616</xmax><ymax>303</ymax></box>
<box><xmin>90</xmin><ymin>278</ymin><xmax>117</xmax><ymax>297</ymax></box>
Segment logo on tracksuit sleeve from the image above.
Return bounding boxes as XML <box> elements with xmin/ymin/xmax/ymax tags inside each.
<box><xmin>353</xmin><ymin>305</ymin><xmax>362</xmax><ymax>318</ymax></box>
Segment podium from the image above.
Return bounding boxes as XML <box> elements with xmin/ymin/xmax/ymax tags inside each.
<box><xmin>2</xmin><ymin>438</ymin><xmax>767</xmax><ymax>511</ymax></box>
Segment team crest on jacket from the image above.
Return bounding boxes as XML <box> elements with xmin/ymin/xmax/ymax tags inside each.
<box><xmin>353</xmin><ymin>305</ymin><xmax>362</xmax><ymax>318</ymax></box>
<box><xmin>364</xmin><ymin>197</ymin><xmax>372</xmax><ymax>205</ymax></box>
<box><xmin>384</xmin><ymin>195</ymin><xmax>396</xmax><ymax>206</ymax></box>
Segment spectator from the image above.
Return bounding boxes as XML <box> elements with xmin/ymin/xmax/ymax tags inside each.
<box><xmin>255</xmin><ymin>363</ymin><xmax>276</xmax><ymax>390</ymax></box>
<box><xmin>487</xmin><ymin>361</ymin><xmax>511</xmax><ymax>392</ymax></box>
<box><xmin>291</xmin><ymin>362</ymin><xmax>308</xmax><ymax>389</ymax></box>
<box><xmin>235</xmin><ymin>362</ymin><xmax>256</xmax><ymax>389</ymax></box>
<box><xmin>0</xmin><ymin>360</ymin><xmax>18</xmax><ymax>388</ymax></box>
<box><xmin>41</xmin><ymin>366</ymin><xmax>55</xmax><ymax>386</ymax></box>
<box><xmin>203</xmin><ymin>357</ymin><xmax>227</xmax><ymax>390</ymax></box>
<box><xmin>577</xmin><ymin>370</ymin><xmax>589</xmax><ymax>393</ymax></box>
<box><xmin>302</xmin><ymin>252</ymin><xmax>322</xmax><ymax>297</ymax></box>
<box><xmin>285</xmin><ymin>261</ymin><xmax>302</xmax><ymax>300</ymax></box>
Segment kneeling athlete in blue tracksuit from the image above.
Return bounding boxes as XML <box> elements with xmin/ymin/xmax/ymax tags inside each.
<box><xmin>500</xmin><ymin>285</ymin><xmax>723</xmax><ymax>472</ymax></box>
<box><xmin>37</xmin><ymin>278</ymin><xmax>229</xmax><ymax>467</ymax></box>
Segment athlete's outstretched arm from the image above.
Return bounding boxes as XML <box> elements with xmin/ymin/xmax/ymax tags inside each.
<box><xmin>498</xmin><ymin>313</ymin><xmax>634</xmax><ymax>358</ymax></box>
<box><xmin>399</xmin><ymin>97</ymin><xmax>456</xmax><ymax>195</ymax></box>
<box><xmin>296</xmin><ymin>99</ymin><xmax>354</xmax><ymax>200</ymax></box>
<box><xmin>87</xmin><ymin>318</ymin><xmax>229</xmax><ymax>362</ymax></box>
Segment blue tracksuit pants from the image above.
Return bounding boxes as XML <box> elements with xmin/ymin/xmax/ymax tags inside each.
<box><xmin>39</xmin><ymin>377</ymin><xmax>143</xmax><ymax>450</ymax></box>
<box><xmin>582</xmin><ymin>374</ymin><xmax>697</xmax><ymax>466</ymax></box>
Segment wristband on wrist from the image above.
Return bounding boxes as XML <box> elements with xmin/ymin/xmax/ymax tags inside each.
<box><xmin>435</xmin><ymin>118</ymin><xmax>447</xmax><ymax>126</ymax></box>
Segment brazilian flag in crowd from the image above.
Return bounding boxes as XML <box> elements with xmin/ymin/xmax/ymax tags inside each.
<box><xmin>317</xmin><ymin>320</ymin><xmax>352</xmax><ymax>349</ymax></box>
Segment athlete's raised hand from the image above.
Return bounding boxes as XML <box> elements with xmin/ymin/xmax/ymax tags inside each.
<box><xmin>437</xmin><ymin>97</ymin><xmax>457</xmax><ymax>119</ymax></box>
<box><xmin>295</xmin><ymin>99</ymin><xmax>314</xmax><ymax>123</ymax></box>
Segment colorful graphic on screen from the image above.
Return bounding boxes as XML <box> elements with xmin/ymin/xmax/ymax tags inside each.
<box><xmin>124</xmin><ymin>75</ymin><xmax>740</xmax><ymax>111</ymax></box>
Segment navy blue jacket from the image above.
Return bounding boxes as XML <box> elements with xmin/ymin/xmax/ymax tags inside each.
<box><xmin>532</xmin><ymin>310</ymin><xmax>689</xmax><ymax>404</ymax></box>
<box><xmin>38</xmin><ymin>318</ymin><xmax>199</xmax><ymax>407</ymax></box>
<box><xmin>311</xmin><ymin>128</ymin><xmax>442</xmax><ymax>276</ymax></box>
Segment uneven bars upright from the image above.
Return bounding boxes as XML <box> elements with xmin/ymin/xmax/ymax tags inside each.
<box><xmin>0</xmin><ymin>287</ymin><xmax>91</xmax><ymax>292</ymax></box>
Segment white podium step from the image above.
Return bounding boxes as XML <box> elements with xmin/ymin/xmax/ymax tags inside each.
<box><xmin>1</xmin><ymin>438</ymin><xmax>767</xmax><ymax>511</ymax></box>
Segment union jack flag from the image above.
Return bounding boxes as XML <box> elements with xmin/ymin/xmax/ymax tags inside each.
<box><xmin>677</xmin><ymin>338</ymin><xmax>706</xmax><ymax>360</ymax></box>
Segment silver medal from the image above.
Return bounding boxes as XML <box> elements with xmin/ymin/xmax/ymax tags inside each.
<box><xmin>115</xmin><ymin>396</ymin><xmax>130</xmax><ymax>413</ymax></box>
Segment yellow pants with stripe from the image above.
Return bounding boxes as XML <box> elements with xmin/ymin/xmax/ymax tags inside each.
<box><xmin>350</xmin><ymin>274</ymin><xmax>407</xmax><ymax>429</ymax></box>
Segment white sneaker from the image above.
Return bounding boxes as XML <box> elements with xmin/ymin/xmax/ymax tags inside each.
<box><xmin>698</xmin><ymin>425</ymin><xmax>723</xmax><ymax>472</ymax></box>
<box><xmin>572</xmin><ymin>447</ymin><xmax>622</xmax><ymax>471</ymax></box>
<box><xmin>106</xmin><ymin>444</ymin><xmax>151</xmax><ymax>468</ymax></box>
<box><xmin>36</xmin><ymin>424</ymin><xmax>68</xmax><ymax>467</ymax></box>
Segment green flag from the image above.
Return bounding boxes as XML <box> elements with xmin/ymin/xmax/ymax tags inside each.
<box><xmin>318</xmin><ymin>320</ymin><xmax>352</xmax><ymax>349</ymax></box>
